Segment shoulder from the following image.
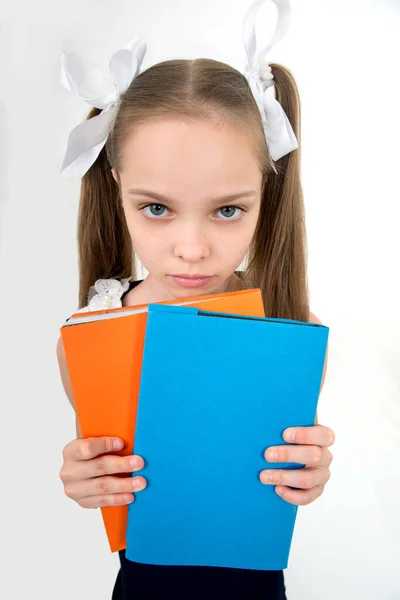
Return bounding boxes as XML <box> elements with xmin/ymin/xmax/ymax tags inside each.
<box><xmin>56</xmin><ymin>335</ymin><xmax>75</xmax><ymax>409</ymax></box>
<box><xmin>308</xmin><ymin>311</ymin><xmax>328</xmax><ymax>393</ymax></box>
<box><xmin>308</xmin><ymin>311</ymin><xmax>322</xmax><ymax>325</ymax></box>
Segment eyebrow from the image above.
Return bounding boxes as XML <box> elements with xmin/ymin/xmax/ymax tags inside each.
<box><xmin>127</xmin><ymin>188</ymin><xmax>257</xmax><ymax>204</ymax></box>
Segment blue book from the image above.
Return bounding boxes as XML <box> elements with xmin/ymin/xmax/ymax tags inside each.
<box><xmin>126</xmin><ymin>304</ymin><xmax>329</xmax><ymax>570</ymax></box>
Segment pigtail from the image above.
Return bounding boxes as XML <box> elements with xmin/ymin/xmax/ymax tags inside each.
<box><xmin>77</xmin><ymin>108</ymin><xmax>135</xmax><ymax>309</ymax></box>
<box><xmin>244</xmin><ymin>63</ymin><xmax>309</xmax><ymax>322</ymax></box>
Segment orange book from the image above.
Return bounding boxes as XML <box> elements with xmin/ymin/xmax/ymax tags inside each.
<box><xmin>60</xmin><ymin>287</ymin><xmax>265</xmax><ymax>552</ymax></box>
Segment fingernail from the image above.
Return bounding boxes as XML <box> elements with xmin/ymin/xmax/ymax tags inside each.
<box><xmin>262</xmin><ymin>471</ymin><xmax>275</xmax><ymax>484</ymax></box>
<box><xmin>132</xmin><ymin>477</ymin><xmax>146</xmax><ymax>491</ymax></box>
<box><xmin>284</xmin><ymin>429</ymin><xmax>296</xmax><ymax>442</ymax></box>
<box><xmin>130</xmin><ymin>456</ymin><xmax>142</xmax><ymax>469</ymax></box>
<box><xmin>276</xmin><ymin>486</ymin><xmax>284</xmax><ymax>496</ymax></box>
<box><xmin>113</xmin><ymin>439</ymin><xmax>124</xmax><ymax>450</ymax></box>
<box><xmin>267</xmin><ymin>450</ymin><xmax>278</xmax><ymax>462</ymax></box>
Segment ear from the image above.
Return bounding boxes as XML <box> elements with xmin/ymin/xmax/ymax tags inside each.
<box><xmin>111</xmin><ymin>168</ymin><xmax>118</xmax><ymax>183</ymax></box>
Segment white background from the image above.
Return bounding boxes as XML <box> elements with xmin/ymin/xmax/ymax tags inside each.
<box><xmin>1</xmin><ymin>0</ymin><xmax>399</xmax><ymax>598</ymax></box>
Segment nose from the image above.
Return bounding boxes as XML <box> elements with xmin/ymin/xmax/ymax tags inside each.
<box><xmin>173</xmin><ymin>226</ymin><xmax>210</xmax><ymax>262</ymax></box>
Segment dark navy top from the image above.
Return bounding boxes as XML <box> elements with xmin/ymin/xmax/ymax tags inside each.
<box><xmin>112</xmin><ymin>279</ymin><xmax>287</xmax><ymax>600</ymax></box>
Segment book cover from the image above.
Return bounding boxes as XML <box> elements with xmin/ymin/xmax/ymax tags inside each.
<box><xmin>126</xmin><ymin>304</ymin><xmax>329</xmax><ymax>570</ymax></box>
<box><xmin>60</xmin><ymin>288</ymin><xmax>265</xmax><ymax>552</ymax></box>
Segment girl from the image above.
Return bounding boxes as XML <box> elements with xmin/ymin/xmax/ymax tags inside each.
<box><xmin>57</xmin><ymin>1</ymin><xmax>335</xmax><ymax>597</ymax></box>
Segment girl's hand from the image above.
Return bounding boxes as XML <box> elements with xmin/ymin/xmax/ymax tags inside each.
<box><xmin>260</xmin><ymin>425</ymin><xmax>335</xmax><ymax>506</ymax></box>
<box><xmin>59</xmin><ymin>437</ymin><xmax>147</xmax><ymax>508</ymax></box>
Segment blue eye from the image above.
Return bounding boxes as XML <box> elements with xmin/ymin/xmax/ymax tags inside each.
<box><xmin>218</xmin><ymin>206</ymin><xmax>242</xmax><ymax>220</ymax></box>
<box><xmin>143</xmin><ymin>204</ymin><xmax>170</xmax><ymax>218</ymax></box>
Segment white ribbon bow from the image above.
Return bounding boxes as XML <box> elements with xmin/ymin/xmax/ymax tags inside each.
<box><xmin>59</xmin><ymin>37</ymin><xmax>146</xmax><ymax>178</ymax></box>
<box><xmin>59</xmin><ymin>0</ymin><xmax>297</xmax><ymax>178</ymax></box>
<box><xmin>242</xmin><ymin>0</ymin><xmax>298</xmax><ymax>173</ymax></box>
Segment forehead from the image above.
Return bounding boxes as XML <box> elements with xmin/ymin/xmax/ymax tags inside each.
<box><xmin>119</xmin><ymin>118</ymin><xmax>262</xmax><ymax>194</ymax></box>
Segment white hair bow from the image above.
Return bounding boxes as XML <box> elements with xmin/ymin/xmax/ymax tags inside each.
<box><xmin>242</xmin><ymin>0</ymin><xmax>298</xmax><ymax>173</ymax></box>
<box><xmin>59</xmin><ymin>0</ymin><xmax>297</xmax><ymax>178</ymax></box>
<box><xmin>59</xmin><ymin>37</ymin><xmax>146</xmax><ymax>178</ymax></box>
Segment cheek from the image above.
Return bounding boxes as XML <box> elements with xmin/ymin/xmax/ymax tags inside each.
<box><xmin>218</xmin><ymin>220</ymin><xmax>257</xmax><ymax>254</ymax></box>
<box><xmin>129</xmin><ymin>228</ymin><xmax>168</xmax><ymax>267</ymax></box>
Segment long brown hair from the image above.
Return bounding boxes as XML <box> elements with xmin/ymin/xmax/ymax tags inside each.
<box><xmin>77</xmin><ymin>58</ymin><xmax>309</xmax><ymax>321</ymax></box>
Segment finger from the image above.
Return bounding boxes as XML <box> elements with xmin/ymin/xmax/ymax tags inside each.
<box><xmin>274</xmin><ymin>484</ymin><xmax>325</xmax><ymax>506</ymax></box>
<box><xmin>60</xmin><ymin>452</ymin><xmax>145</xmax><ymax>484</ymax></box>
<box><xmin>282</xmin><ymin>425</ymin><xmax>335</xmax><ymax>447</ymax></box>
<box><xmin>79</xmin><ymin>492</ymin><xmax>135</xmax><ymax>509</ymax></box>
<box><xmin>82</xmin><ymin>453</ymin><xmax>145</xmax><ymax>480</ymax></box>
<box><xmin>265</xmin><ymin>444</ymin><xmax>332</xmax><ymax>467</ymax></box>
<box><xmin>260</xmin><ymin>467</ymin><xmax>331</xmax><ymax>489</ymax></box>
<box><xmin>64</xmin><ymin>474</ymin><xmax>147</xmax><ymax>502</ymax></box>
<box><xmin>63</xmin><ymin>436</ymin><xmax>125</xmax><ymax>462</ymax></box>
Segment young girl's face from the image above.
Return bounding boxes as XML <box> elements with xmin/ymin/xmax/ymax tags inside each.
<box><xmin>113</xmin><ymin>118</ymin><xmax>263</xmax><ymax>297</ymax></box>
